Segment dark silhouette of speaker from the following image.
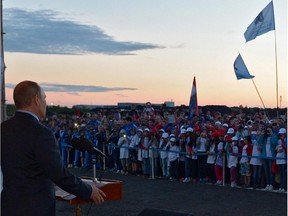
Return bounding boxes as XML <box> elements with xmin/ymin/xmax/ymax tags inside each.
<box><xmin>138</xmin><ymin>208</ymin><xmax>194</xmax><ymax>216</ymax></box>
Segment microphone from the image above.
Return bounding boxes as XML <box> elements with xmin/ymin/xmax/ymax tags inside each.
<box><xmin>93</xmin><ymin>147</ymin><xmax>107</xmax><ymax>158</ymax></box>
<box><xmin>71</xmin><ymin>137</ymin><xmax>107</xmax><ymax>158</ymax></box>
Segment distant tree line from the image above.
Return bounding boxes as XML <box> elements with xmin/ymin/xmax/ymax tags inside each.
<box><xmin>5</xmin><ymin>104</ymin><xmax>287</xmax><ymax>120</ymax></box>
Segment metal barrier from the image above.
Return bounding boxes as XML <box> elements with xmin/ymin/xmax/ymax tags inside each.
<box><xmin>101</xmin><ymin>143</ymin><xmax>287</xmax><ymax>180</ymax></box>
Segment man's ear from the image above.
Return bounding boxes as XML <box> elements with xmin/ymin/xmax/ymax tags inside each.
<box><xmin>33</xmin><ymin>94</ymin><xmax>40</xmax><ymax>105</ymax></box>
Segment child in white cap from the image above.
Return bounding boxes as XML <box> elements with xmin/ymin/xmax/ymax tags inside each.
<box><xmin>168</xmin><ymin>137</ymin><xmax>180</xmax><ymax>181</ymax></box>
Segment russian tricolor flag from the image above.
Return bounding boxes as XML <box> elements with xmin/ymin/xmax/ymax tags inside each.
<box><xmin>189</xmin><ymin>76</ymin><xmax>199</xmax><ymax>118</ymax></box>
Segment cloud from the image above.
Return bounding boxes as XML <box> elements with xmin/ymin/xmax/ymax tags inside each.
<box><xmin>115</xmin><ymin>93</ymin><xmax>129</xmax><ymax>98</ymax></box>
<box><xmin>6</xmin><ymin>82</ymin><xmax>138</xmax><ymax>94</ymax></box>
<box><xmin>66</xmin><ymin>92</ymin><xmax>81</xmax><ymax>96</ymax></box>
<box><xmin>3</xmin><ymin>8</ymin><xmax>163</xmax><ymax>55</ymax></box>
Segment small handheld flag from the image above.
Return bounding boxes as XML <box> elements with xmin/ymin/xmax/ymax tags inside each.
<box><xmin>244</xmin><ymin>1</ymin><xmax>275</xmax><ymax>42</ymax></box>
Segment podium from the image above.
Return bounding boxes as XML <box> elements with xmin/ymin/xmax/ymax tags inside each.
<box><xmin>56</xmin><ymin>177</ymin><xmax>122</xmax><ymax>215</ymax></box>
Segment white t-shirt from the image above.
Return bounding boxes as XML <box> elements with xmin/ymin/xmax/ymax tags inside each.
<box><xmin>168</xmin><ymin>145</ymin><xmax>180</xmax><ymax>162</ymax></box>
<box><xmin>129</xmin><ymin>134</ymin><xmax>139</xmax><ymax>148</ymax></box>
<box><xmin>227</xmin><ymin>145</ymin><xmax>238</xmax><ymax>168</ymax></box>
<box><xmin>240</xmin><ymin>144</ymin><xmax>248</xmax><ymax>163</ymax></box>
<box><xmin>192</xmin><ymin>146</ymin><xmax>198</xmax><ymax>160</ymax></box>
<box><xmin>215</xmin><ymin>142</ymin><xmax>224</xmax><ymax>166</ymax></box>
<box><xmin>250</xmin><ymin>140</ymin><xmax>262</xmax><ymax>166</ymax></box>
<box><xmin>197</xmin><ymin>137</ymin><xmax>207</xmax><ymax>152</ymax></box>
<box><xmin>141</xmin><ymin>137</ymin><xmax>150</xmax><ymax>158</ymax></box>
<box><xmin>159</xmin><ymin>139</ymin><xmax>168</xmax><ymax>159</ymax></box>
<box><xmin>207</xmin><ymin>144</ymin><xmax>216</xmax><ymax>164</ymax></box>
<box><xmin>276</xmin><ymin>140</ymin><xmax>286</xmax><ymax>165</ymax></box>
<box><xmin>118</xmin><ymin>137</ymin><xmax>129</xmax><ymax>159</ymax></box>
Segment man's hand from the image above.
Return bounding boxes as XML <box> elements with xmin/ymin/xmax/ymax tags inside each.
<box><xmin>90</xmin><ymin>184</ymin><xmax>106</xmax><ymax>204</ymax></box>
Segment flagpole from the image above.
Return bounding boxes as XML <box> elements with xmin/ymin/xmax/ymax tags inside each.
<box><xmin>243</xmin><ymin>1</ymin><xmax>277</xmax><ymax>117</ymax></box>
<box><xmin>0</xmin><ymin>0</ymin><xmax>6</xmax><ymax>123</ymax></box>
<box><xmin>251</xmin><ymin>78</ymin><xmax>270</xmax><ymax>119</ymax></box>
<box><xmin>273</xmin><ymin>26</ymin><xmax>279</xmax><ymax>118</ymax></box>
<box><xmin>0</xmin><ymin>0</ymin><xmax>4</xmax><ymax>190</ymax></box>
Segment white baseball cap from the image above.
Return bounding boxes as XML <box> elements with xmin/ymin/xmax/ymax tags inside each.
<box><xmin>170</xmin><ymin>137</ymin><xmax>176</xmax><ymax>142</ymax></box>
<box><xmin>278</xmin><ymin>128</ymin><xmax>287</xmax><ymax>134</ymax></box>
<box><xmin>227</xmin><ymin>128</ymin><xmax>234</xmax><ymax>134</ymax></box>
<box><xmin>186</xmin><ymin>127</ymin><xmax>194</xmax><ymax>132</ymax></box>
<box><xmin>162</xmin><ymin>133</ymin><xmax>169</xmax><ymax>138</ymax></box>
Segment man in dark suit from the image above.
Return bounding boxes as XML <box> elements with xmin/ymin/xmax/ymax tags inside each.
<box><xmin>1</xmin><ymin>80</ymin><xmax>106</xmax><ymax>216</ymax></box>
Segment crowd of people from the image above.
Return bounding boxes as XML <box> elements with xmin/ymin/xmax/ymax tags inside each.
<box><xmin>44</xmin><ymin>102</ymin><xmax>287</xmax><ymax>193</ymax></box>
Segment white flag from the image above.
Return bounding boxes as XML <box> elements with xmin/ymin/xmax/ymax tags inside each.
<box><xmin>234</xmin><ymin>54</ymin><xmax>255</xmax><ymax>80</ymax></box>
<box><xmin>244</xmin><ymin>1</ymin><xmax>275</xmax><ymax>42</ymax></box>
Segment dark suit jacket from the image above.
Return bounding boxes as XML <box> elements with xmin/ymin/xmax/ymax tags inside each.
<box><xmin>1</xmin><ymin>112</ymin><xmax>92</xmax><ymax>216</ymax></box>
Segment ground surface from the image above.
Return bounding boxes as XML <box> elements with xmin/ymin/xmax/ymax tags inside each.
<box><xmin>56</xmin><ymin>168</ymin><xmax>287</xmax><ymax>216</ymax></box>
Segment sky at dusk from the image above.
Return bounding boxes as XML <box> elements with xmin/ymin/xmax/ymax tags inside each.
<box><xmin>2</xmin><ymin>0</ymin><xmax>287</xmax><ymax>108</ymax></box>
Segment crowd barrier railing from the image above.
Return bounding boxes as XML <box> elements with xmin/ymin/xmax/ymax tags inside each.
<box><xmin>101</xmin><ymin>143</ymin><xmax>287</xmax><ymax>180</ymax></box>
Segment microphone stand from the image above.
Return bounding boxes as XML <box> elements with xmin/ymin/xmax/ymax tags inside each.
<box><xmin>92</xmin><ymin>147</ymin><xmax>107</xmax><ymax>183</ymax></box>
<box><xmin>71</xmin><ymin>137</ymin><xmax>107</xmax><ymax>183</ymax></box>
<box><xmin>92</xmin><ymin>154</ymin><xmax>98</xmax><ymax>182</ymax></box>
